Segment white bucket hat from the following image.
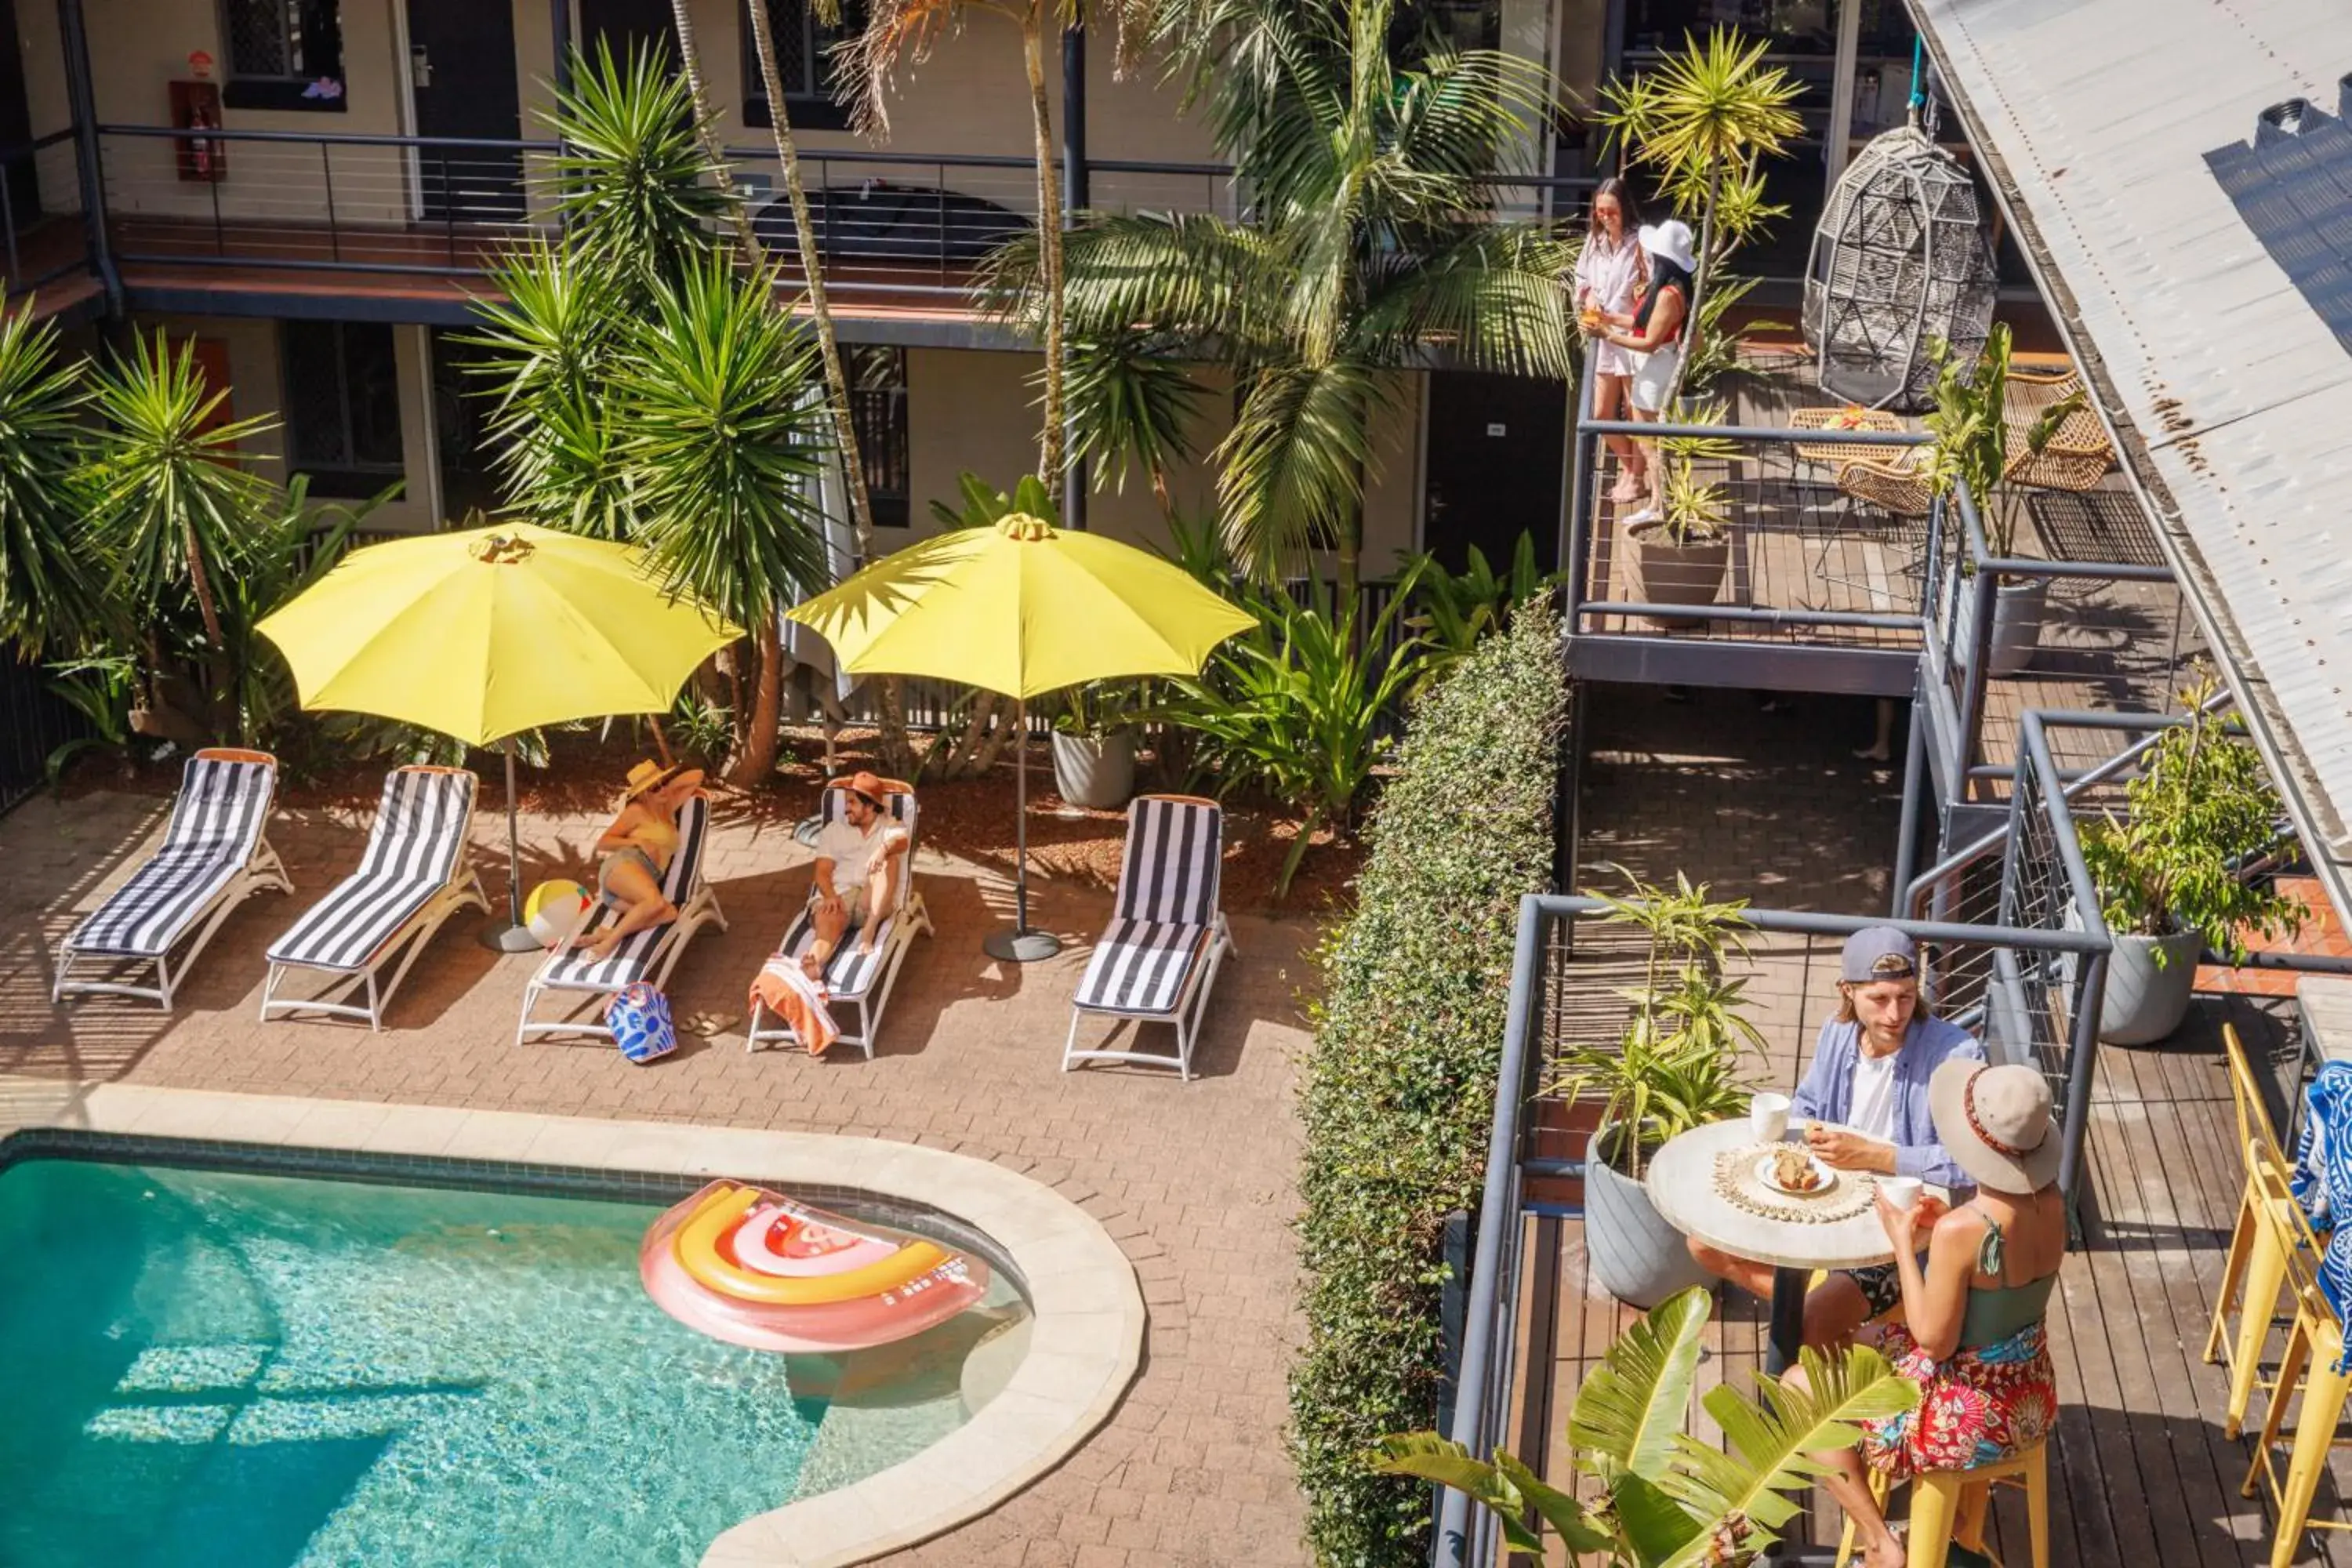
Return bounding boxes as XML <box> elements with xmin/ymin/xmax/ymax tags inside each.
<box><xmin>1638</xmin><ymin>219</ymin><xmax>1697</xmax><ymax>274</ymax></box>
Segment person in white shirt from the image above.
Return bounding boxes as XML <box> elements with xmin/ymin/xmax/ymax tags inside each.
<box><xmin>1572</xmin><ymin>178</ymin><xmax>1651</xmax><ymax>504</ymax></box>
<box><xmin>803</xmin><ymin>771</ymin><xmax>909</xmax><ymax>980</ymax></box>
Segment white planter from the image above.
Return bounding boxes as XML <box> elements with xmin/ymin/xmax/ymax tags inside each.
<box><xmin>1585</xmin><ymin>1122</ymin><xmax>1716</xmax><ymax>1308</ymax></box>
<box><xmin>1955</xmin><ymin>575</ymin><xmax>2050</xmax><ymax>677</ymax></box>
<box><xmin>1051</xmin><ymin>730</ymin><xmax>1136</xmax><ymax>810</ymax></box>
<box><xmin>2098</xmin><ymin>928</ymin><xmax>2204</xmax><ymax>1045</ymax></box>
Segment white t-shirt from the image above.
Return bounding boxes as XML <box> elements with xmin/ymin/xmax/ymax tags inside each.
<box><xmin>814</xmin><ymin>816</ymin><xmax>902</xmax><ymax>895</ymax></box>
<box><xmin>1849</xmin><ymin>1047</ymin><xmax>1901</xmax><ymax>1143</ymax></box>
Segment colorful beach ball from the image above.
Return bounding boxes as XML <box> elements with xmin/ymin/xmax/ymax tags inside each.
<box><xmin>525</xmin><ymin>879</ymin><xmax>591</xmax><ymax>946</ymax></box>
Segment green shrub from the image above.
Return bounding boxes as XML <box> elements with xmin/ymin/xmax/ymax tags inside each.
<box><xmin>1288</xmin><ymin>599</ymin><xmax>1569</xmax><ymax>1566</ymax></box>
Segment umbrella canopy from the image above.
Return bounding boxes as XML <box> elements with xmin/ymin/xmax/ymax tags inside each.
<box><xmin>785</xmin><ymin>514</ymin><xmax>1255</xmax><ymax>699</ymax></box>
<box><xmin>257</xmin><ymin>521</ymin><xmax>741</xmax><ymax>749</ymax></box>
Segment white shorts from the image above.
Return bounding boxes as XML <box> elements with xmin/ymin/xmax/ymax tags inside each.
<box><xmin>1630</xmin><ymin>343</ymin><xmax>1683</xmax><ymax>414</ymax></box>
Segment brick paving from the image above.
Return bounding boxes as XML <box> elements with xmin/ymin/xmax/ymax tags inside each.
<box><xmin>2</xmin><ymin>786</ymin><xmax>1319</xmax><ymax>1566</ymax></box>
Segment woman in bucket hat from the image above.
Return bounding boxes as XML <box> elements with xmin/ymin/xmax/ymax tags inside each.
<box><xmin>1791</xmin><ymin>1061</ymin><xmax>2067</xmax><ymax>1568</ymax></box>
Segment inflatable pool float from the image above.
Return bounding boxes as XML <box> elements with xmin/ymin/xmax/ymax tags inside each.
<box><xmin>640</xmin><ymin>1180</ymin><xmax>989</xmax><ymax>1352</ymax></box>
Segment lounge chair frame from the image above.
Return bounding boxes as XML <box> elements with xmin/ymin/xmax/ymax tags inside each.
<box><xmin>1062</xmin><ymin>793</ymin><xmax>1235</xmax><ymax>1081</ymax></box>
<box><xmin>516</xmin><ymin>794</ymin><xmax>728</xmax><ymax>1044</ymax></box>
<box><xmin>259</xmin><ymin>765</ymin><xmax>488</xmax><ymax>1031</ymax></box>
<box><xmin>54</xmin><ymin>747</ymin><xmax>292</xmax><ymax>1011</ymax></box>
<box><xmin>747</xmin><ymin>778</ymin><xmax>930</xmax><ymax>1059</ymax></box>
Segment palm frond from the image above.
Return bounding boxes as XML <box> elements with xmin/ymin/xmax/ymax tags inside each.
<box><xmin>839</xmin><ymin>0</ymin><xmax>967</xmax><ymax>140</ymax></box>
<box><xmin>1567</xmin><ymin>1286</ymin><xmax>1708</xmax><ymax>1483</ymax></box>
<box><xmin>1353</xmin><ymin>223</ymin><xmax>1577</xmax><ymax>378</ymax></box>
<box><xmin>1034</xmin><ymin>212</ymin><xmax>1298</xmax><ymax>354</ymax></box>
<box><xmin>0</xmin><ymin>304</ymin><xmax>96</xmax><ymax>653</ymax></box>
<box><xmin>1214</xmin><ymin>359</ymin><xmax>1389</xmax><ymax>579</ymax></box>
<box><xmin>1061</xmin><ymin>329</ymin><xmax>1205</xmax><ymax>495</ymax></box>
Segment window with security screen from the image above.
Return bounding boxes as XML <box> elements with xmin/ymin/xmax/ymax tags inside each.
<box><xmin>283</xmin><ymin>321</ymin><xmax>405</xmax><ymax>500</ymax></box>
<box><xmin>220</xmin><ymin>0</ymin><xmax>347</xmax><ymax>109</ymax></box>
<box><xmin>741</xmin><ymin>0</ymin><xmax>860</xmax><ymax>130</ymax></box>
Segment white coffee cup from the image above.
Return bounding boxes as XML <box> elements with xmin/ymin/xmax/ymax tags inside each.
<box><xmin>1878</xmin><ymin>1175</ymin><xmax>1922</xmax><ymax>1212</ymax></box>
<box><xmin>1749</xmin><ymin>1092</ymin><xmax>1791</xmax><ymax>1144</ymax></box>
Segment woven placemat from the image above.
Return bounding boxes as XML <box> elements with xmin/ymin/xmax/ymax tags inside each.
<box><xmin>1712</xmin><ymin>1143</ymin><xmax>1876</xmax><ymax>1223</ymax></box>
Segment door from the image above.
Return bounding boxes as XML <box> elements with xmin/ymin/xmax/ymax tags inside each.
<box><xmin>406</xmin><ymin>0</ymin><xmax>524</xmax><ymax>220</ymax></box>
<box><xmin>579</xmin><ymin>0</ymin><xmax>681</xmax><ymax>65</ymax></box>
<box><xmin>0</xmin><ymin>0</ymin><xmax>38</xmax><ymax>230</ymax></box>
<box><xmin>1421</xmin><ymin>372</ymin><xmax>1567</xmax><ymax>575</ymax></box>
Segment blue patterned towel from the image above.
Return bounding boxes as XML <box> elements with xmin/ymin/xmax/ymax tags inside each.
<box><xmin>2289</xmin><ymin>1061</ymin><xmax>2352</xmax><ymax>1367</ymax></box>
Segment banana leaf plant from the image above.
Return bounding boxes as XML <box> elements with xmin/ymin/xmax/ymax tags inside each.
<box><xmin>1374</xmin><ymin>1288</ymin><xmax>1919</xmax><ymax>1564</ymax></box>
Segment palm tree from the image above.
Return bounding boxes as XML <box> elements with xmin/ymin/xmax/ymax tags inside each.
<box><xmin>620</xmin><ymin>256</ymin><xmax>833</xmax><ymax>784</ymax></box>
<box><xmin>1596</xmin><ymin>27</ymin><xmax>1802</xmax><ymax>405</ymax></box>
<box><xmin>1374</xmin><ymin>1287</ymin><xmax>1918</xmax><ymax>1565</ymax></box>
<box><xmin>847</xmin><ymin>0</ymin><xmax>1106</xmax><ymax>512</ymax></box>
<box><xmin>85</xmin><ymin>330</ymin><xmax>281</xmax><ymax>697</ymax></box>
<box><xmin>0</xmin><ymin>305</ymin><xmax>96</xmax><ymax>655</ymax></box>
<box><xmin>997</xmin><ymin>0</ymin><xmax>1576</xmax><ymax>590</ymax></box>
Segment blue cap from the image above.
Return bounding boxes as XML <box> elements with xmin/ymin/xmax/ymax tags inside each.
<box><xmin>1841</xmin><ymin>927</ymin><xmax>1918</xmax><ymax>983</ymax></box>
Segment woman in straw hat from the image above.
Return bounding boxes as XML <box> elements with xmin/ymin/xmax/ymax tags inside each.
<box><xmin>1785</xmin><ymin>1062</ymin><xmax>2065</xmax><ymax>1568</ymax></box>
<box><xmin>574</xmin><ymin>760</ymin><xmax>703</xmax><ymax>962</ymax></box>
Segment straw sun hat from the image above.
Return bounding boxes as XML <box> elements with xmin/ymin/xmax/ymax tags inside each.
<box><xmin>1928</xmin><ymin>1059</ymin><xmax>2062</xmax><ymax>1194</ymax></box>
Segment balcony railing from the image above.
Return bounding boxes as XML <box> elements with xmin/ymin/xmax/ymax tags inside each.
<box><xmin>81</xmin><ymin>124</ymin><xmax>1593</xmax><ymax>300</ymax></box>
<box><xmin>0</xmin><ymin>129</ymin><xmax>94</xmax><ymax>303</ymax></box>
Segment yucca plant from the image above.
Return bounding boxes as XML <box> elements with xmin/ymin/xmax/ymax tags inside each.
<box><xmin>1063</xmin><ymin>328</ymin><xmax>1206</xmax><ymax>524</ymax></box>
<box><xmin>542</xmin><ymin>40</ymin><xmax>734</xmax><ymax>290</ymax></box>
<box><xmin>619</xmin><ymin>256</ymin><xmax>832</xmax><ymax>785</ymax></box>
<box><xmin>1598</xmin><ymin>27</ymin><xmax>1802</xmax><ymax>406</ymax></box>
<box><xmin>998</xmin><ymin>0</ymin><xmax>1576</xmax><ymax>590</ymax></box>
<box><xmin>85</xmin><ymin>329</ymin><xmax>281</xmax><ymax>682</ymax></box>
<box><xmin>0</xmin><ymin>305</ymin><xmax>95</xmax><ymax>656</ymax></box>
<box><xmin>1374</xmin><ymin>1288</ymin><xmax>1920</xmax><ymax>1565</ymax></box>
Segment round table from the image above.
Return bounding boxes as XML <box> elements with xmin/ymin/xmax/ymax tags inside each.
<box><xmin>1646</xmin><ymin>1118</ymin><xmax>1905</xmax><ymax>1377</ymax></box>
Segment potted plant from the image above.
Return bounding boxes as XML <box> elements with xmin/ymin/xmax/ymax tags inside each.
<box><xmin>1628</xmin><ymin>401</ymin><xmax>1738</xmax><ymax>619</ymax></box>
<box><xmin>2079</xmin><ymin>682</ymin><xmax>2306</xmax><ymax>1044</ymax></box>
<box><xmin>1051</xmin><ymin>678</ymin><xmax>1141</xmax><ymax>810</ymax></box>
<box><xmin>1549</xmin><ymin>870</ymin><xmax>1765</xmax><ymax>1308</ymax></box>
<box><xmin>1927</xmin><ymin>324</ymin><xmax>2085</xmax><ymax>677</ymax></box>
<box><xmin>1375</xmin><ymin>1288</ymin><xmax>1918</xmax><ymax>1565</ymax></box>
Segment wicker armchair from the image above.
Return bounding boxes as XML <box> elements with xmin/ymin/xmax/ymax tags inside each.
<box><xmin>1835</xmin><ymin>449</ymin><xmax>1936</xmax><ymax>517</ymax></box>
<box><xmin>2002</xmin><ymin>370</ymin><xmax>2114</xmax><ymax>492</ymax></box>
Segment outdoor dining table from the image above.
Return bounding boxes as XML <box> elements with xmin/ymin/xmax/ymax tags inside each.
<box><xmin>1646</xmin><ymin>1116</ymin><xmax>1917</xmax><ymax>1377</ymax></box>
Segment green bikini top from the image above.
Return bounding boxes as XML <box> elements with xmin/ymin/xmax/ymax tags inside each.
<box><xmin>1957</xmin><ymin>1206</ymin><xmax>2059</xmax><ymax>1349</ymax></box>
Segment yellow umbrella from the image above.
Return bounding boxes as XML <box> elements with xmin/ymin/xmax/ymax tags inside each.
<box><xmin>788</xmin><ymin>514</ymin><xmax>1254</xmax><ymax>961</ymax></box>
<box><xmin>259</xmin><ymin>521</ymin><xmax>741</xmax><ymax>949</ymax></box>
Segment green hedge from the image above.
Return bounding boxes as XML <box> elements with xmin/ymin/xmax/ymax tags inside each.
<box><xmin>1288</xmin><ymin>601</ymin><xmax>1569</xmax><ymax>1566</ymax></box>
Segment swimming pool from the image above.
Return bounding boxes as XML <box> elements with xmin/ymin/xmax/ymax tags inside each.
<box><xmin>0</xmin><ymin>1152</ymin><xmax>1027</xmax><ymax>1567</ymax></box>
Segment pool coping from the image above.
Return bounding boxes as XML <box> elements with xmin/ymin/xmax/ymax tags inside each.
<box><xmin>0</xmin><ymin>1076</ymin><xmax>1145</xmax><ymax>1568</ymax></box>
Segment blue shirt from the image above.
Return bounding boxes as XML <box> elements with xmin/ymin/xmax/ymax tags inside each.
<box><xmin>1788</xmin><ymin>1014</ymin><xmax>1984</xmax><ymax>1189</ymax></box>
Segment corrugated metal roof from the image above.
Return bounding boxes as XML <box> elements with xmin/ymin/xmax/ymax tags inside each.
<box><xmin>1912</xmin><ymin>0</ymin><xmax>2352</xmax><ymax>886</ymax></box>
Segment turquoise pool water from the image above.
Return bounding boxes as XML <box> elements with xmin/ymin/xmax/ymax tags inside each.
<box><xmin>0</xmin><ymin>1157</ymin><xmax>1016</xmax><ymax>1567</ymax></box>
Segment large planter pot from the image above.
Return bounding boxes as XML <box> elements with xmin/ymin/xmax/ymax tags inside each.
<box><xmin>1629</xmin><ymin>523</ymin><xmax>1730</xmax><ymax>626</ymax></box>
<box><xmin>1956</xmin><ymin>575</ymin><xmax>2051</xmax><ymax>677</ymax></box>
<box><xmin>1584</xmin><ymin>1123</ymin><xmax>1715</xmax><ymax>1308</ymax></box>
<box><xmin>1051</xmin><ymin>730</ymin><xmax>1136</xmax><ymax>810</ymax></box>
<box><xmin>2098</xmin><ymin>927</ymin><xmax>2205</xmax><ymax>1045</ymax></box>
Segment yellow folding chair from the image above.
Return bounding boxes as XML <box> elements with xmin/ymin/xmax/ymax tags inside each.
<box><xmin>2240</xmin><ymin>1140</ymin><xmax>2352</xmax><ymax>1566</ymax></box>
<box><xmin>2211</xmin><ymin>1025</ymin><xmax>2303</xmax><ymax>1436</ymax></box>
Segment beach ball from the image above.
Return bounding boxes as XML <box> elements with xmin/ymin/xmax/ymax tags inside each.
<box><xmin>525</xmin><ymin>879</ymin><xmax>590</xmax><ymax>946</ymax></box>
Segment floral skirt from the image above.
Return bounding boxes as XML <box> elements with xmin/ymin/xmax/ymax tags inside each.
<box><xmin>1860</xmin><ymin>1321</ymin><xmax>2057</xmax><ymax>1479</ymax></box>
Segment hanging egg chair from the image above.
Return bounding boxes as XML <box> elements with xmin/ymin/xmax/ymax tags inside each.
<box><xmin>1802</xmin><ymin>121</ymin><xmax>1998</xmax><ymax>412</ymax></box>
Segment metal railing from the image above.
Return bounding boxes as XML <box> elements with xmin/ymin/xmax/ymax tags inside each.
<box><xmin>0</xmin><ymin>129</ymin><xmax>92</xmax><ymax>302</ymax></box>
<box><xmin>1438</xmin><ymin>884</ymin><xmax>2113</xmax><ymax>1566</ymax></box>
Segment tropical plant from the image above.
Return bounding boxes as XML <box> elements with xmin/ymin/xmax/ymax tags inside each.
<box><xmin>85</xmin><ymin>329</ymin><xmax>284</xmax><ymax>719</ymax></box>
<box><xmin>1647</xmin><ymin>397</ymin><xmax>1739</xmax><ymax>547</ymax></box>
<box><xmin>1290</xmin><ymin>602</ymin><xmax>1566</xmax><ymax>1567</ymax></box>
<box><xmin>1597</xmin><ymin>27</ymin><xmax>1801</xmax><ymax>405</ymax></box>
<box><xmin>1053</xmin><ymin>678</ymin><xmax>1142</xmax><ymax>740</ymax></box>
<box><xmin>1395</xmin><ymin>532</ymin><xmax>1565</xmax><ymax>656</ymax></box>
<box><xmin>544</xmin><ymin>40</ymin><xmax>734</xmax><ymax>289</ymax></box>
<box><xmin>1156</xmin><ymin>574</ymin><xmax>1441</xmax><ymax>895</ymax></box>
<box><xmin>1007</xmin><ymin>0</ymin><xmax>1576</xmax><ymax>590</ymax></box>
<box><xmin>619</xmin><ymin>256</ymin><xmax>833</xmax><ymax>784</ymax></box>
<box><xmin>1374</xmin><ymin>1287</ymin><xmax>1919</xmax><ymax>1566</ymax></box>
<box><xmin>1063</xmin><ymin>329</ymin><xmax>1206</xmax><ymax>523</ymax></box>
<box><xmin>1925</xmin><ymin>323</ymin><xmax>2084</xmax><ymax>564</ymax></box>
<box><xmin>43</xmin><ymin>654</ymin><xmax>138</xmax><ymax>785</ymax></box>
<box><xmin>211</xmin><ymin>476</ymin><xmax>387</xmax><ymax>745</ymax></box>
<box><xmin>1678</xmin><ymin>270</ymin><xmax>1780</xmax><ymax>397</ymax></box>
<box><xmin>0</xmin><ymin>305</ymin><xmax>95</xmax><ymax>655</ymax></box>
<box><xmin>2079</xmin><ymin>676</ymin><xmax>2305</xmax><ymax>964</ymax></box>
<box><xmin>668</xmin><ymin>688</ymin><xmax>735</xmax><ymax>768</ymax></box>
<box><xmin>1548</xmin><ymin>867</ymin><xmax>1761</xmax><ymax>1178</ymax></box>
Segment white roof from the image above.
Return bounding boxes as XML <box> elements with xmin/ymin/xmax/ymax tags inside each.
<box><xmin>1913</xmin><ymin>0</ymin><xmax>2352</xmax><ymax>884</ymax></box>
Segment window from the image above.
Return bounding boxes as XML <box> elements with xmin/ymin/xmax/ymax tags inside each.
<box><xmin>283</xmin><ymin>322</ymin><xmax>405</xmax><ymax>500</ymax></box>
<box><xmin>220</xmin><ymin>0</ymin><xmax>347</xmax><ymax>111</ymax></box>
<box><xmin>741</xmin><ymin>0</ymin><xmax>858</xmax><ymax>132</ymax></box>
<box><xmin>845</xmin><ymin>346</ymin><xmax>909</xmax><ymax>527</ymax></box>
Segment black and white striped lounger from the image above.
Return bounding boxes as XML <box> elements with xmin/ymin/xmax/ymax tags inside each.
<box><xmin>517</xmin><ymin>793</ymin><xmax>728</xmax><ymax>1044</ymax></box>
<box><xmin>1063</xmin><ymin>793</ymin><xmax>1233</xmax><ymax>1080</ymax></box>
<box><xmin>54</xmin><ymin>747</ymin><xmax>292</xmax><ymax>1010</ymax></box>
<box><xmin>748</xmin><ymin>778</ymin><xmax>931</xmax><ymax>1059</ymax></box>
<box><xmin>259</xmin><ymin>766</ymin><xmax>487</xmax><ymax>1030</ymax></box>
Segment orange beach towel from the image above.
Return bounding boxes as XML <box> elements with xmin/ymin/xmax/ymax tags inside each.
<box><xmin>750</xmin><ymin>953</ymin><xmax>840</xmax><ymax>1055</ymax></box>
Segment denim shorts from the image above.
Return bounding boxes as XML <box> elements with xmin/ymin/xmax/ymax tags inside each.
<box><xmin>597</xmin><ymin>846</ymin><xmax>661</xmax><ymax>904</ymax></box>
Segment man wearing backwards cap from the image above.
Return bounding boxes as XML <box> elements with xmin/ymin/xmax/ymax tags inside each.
<box><xmin>1688</xmin><ymin>925</ymin><xmax>1984</xmax><ymax>1349</ymax></box>
<box><xmin>803</xmin><ymin>773</ymin><xmax>909</xmax><ymax>981</ymax></box>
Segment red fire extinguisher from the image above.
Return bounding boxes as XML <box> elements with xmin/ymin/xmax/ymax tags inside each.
<box><xmin>188</xmin><ymin>99</ymin><xmax>217</xmax><ymax>180</ymax></box>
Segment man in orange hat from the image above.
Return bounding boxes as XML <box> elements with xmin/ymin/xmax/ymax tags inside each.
<box><xmin>804</xmin><ymin>772</ymin><xmax>909</xmax><ymax>980</ymax></box>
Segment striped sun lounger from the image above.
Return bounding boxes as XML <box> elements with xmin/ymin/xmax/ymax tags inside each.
<box><xmin>748</xmin><ymin>778</ymin><xmax>930</xmax><ymax>1059</ymax></box>
<box><xmin>1062</xmin><ymin>793</ymin><xmax>1233</xmax><ymax>1080</ymax></box>
<box><xmin>259</xmin><ymin>765</ymin><xmax>487</xmax><ymax>1030</ymax></box>
<box><xmin>54</xmin><ymin>747</ymin><xmax>292</xmax><ymax>1010</ymax></box>
<box><xmin>517</xmin><ymin>793</ymin><xmax>728</xmax><ymax>1044</ymax></box>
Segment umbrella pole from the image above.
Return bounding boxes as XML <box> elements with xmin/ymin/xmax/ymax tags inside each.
<box><xmin>479</xmin><ymin>739</ymin><xmax>544</xmax><ymax>953</ymax></box>
<box><xmin>983</xmin><ymin>697</ymin><xmax>1061</xmax><ymax>964</ymax></box>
